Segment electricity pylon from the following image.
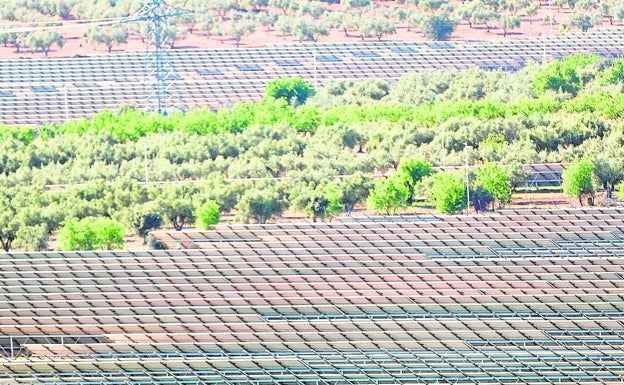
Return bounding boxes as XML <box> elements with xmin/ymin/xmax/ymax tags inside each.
<box><xmin>124</xmin><ymin>0</ymin><xmax>192</xmax><ymax>115</ymax></box>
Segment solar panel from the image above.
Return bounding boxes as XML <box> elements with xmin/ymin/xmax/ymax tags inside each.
<box><xmin>352</xmin><ymin>51</ymin><xmax>379</xmax><ymax>58</ymax></box>
<box><xmin>31</xmin><ymin>86</ymin><xmax>57</xmax><ymax>93</ymax></box>
<box><xmin>275</xmin><ymin>59</ymin><xmax>301</xmax><ymax>66</ymax></box>
<box><xmin>390</xmin><ymin>47</ymin><xmax>415</xmax><ymax>53</ymax></box>
<box><xmin>315</xmin><ymin>55</ymin><xmax>341</xmax><ymax>62</ymax></box>
<box><xmin>197</xmin><ymin>69</ymin><xmax>223</xmax><ymax>76</ymax></box>
<box><xmin>236</xmin><ymin>64</ymin><xmax>263</xmax><ymax>71</ymax></box>
<box><xmin>425</xmin><ymin>42</ymin><xmax>454</xmax><ymax>49</ymax></box>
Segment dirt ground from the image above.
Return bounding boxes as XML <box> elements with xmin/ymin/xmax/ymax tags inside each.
<box><xmin>0</xmin><ymin>2</ymin><xmax>619</xmax><ymax>59</ymax></box>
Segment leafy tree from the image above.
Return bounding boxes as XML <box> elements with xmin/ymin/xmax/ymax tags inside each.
<box><xmin>617</xmin><ymin>181</ymin><xmax>624</xmax><ymax>201</ymax></box>
<box><xmin>265</xmin><ymin>77</ymin><xmax>315</xmax><ymax>106</ymax></box>
<box><xmin>15</xmin><ymin>224</ymin><xmax>48</xmax><ymax>251</ymax></box>
<box><xmin>207</xmin><ymin>0</ymin><xmax>238</xmax><ymax>20</ymax></box>
<box><xmin>569</xmin><ymin>11</ymin><xmax>596</xmax><ymax>31</ymax></box>
<box><xmin>0</xmin><ymin>186</ymin><xmax>48</xmax><ymax>252</ymax></box>
<box><xmin>277</xmin><ymin>14</ymin><xmax>293</xmax><ymax>37</ymax></box>
<box><xmin>57</xmin><ymin>217</ymin><xmax>125</xmax><ymax>251</ymax></box>
<box><xmin>342</xmin><ymin>0</ymin><xmax>371</xmax><ymax>15</ymax></box>
<box><xmin>532</xmin><ymin>54</ymin><xmax>598</xmax><ymax>96</ymax></box>
<box><xmin>244</xmin><ymin>0</ymin><xmax>270</xmax><ymax>11</ymax></box>
<box><xmin>394</xmin><ymin>158</ymin><xmax>433</xmax><ymax>203</ymax></box>
<box><xmin>236</xmin><ymin>186</ymin><xmax>287</xmax><ymax>223</ymax></box>
<box><xmin>292</xmin><ymin>16</ymin><xmax>328</xmax><ymax>42</ymax></box>
<box><xmin>257</xmin><ymin>11</ymin><xmax>279</xmax><ymax>31</ymax></box>
<box><xmin>430</xmin><ymin>172</ymin><xmax>466</xmax><ymax>214</ymax></box>
<box><xmin>228</xmin><ymin>19</ymin><xmax>255</xmax><ymax>47</ymax></box>
<box><xmin>338</xmin><ymin>172</ymin><xmax>372</xmax><ymax>214</ymax></box>
<box><xmin>367</xmin><ymin>176</ymin><xmax>410</xmax><ymax>215</ymax></box>
<box><xmin>84</xmin><ymin>25</ymin><xmax>128</xmax><ymax>53</ymax></box>
<box><xmin>292</xmin><ymin>182</ymin><xmax>343</xmax><ymax>221</ymax></box>
<box><xmin>562</xmin><ymin>158</ymin><xmax>596</xmax><ymax>205</ymax></box>
<box><xmin>471</xmin><ymin>184</ymin><xmax>493</xmax><ymax>212</ymax></box>
<box><xmin>500</xmin><ymin>15</ymin><xmax>521</xmax><ymax>36</ymax></box>
<box><xmin>597</xmin><ymin>59</ymin><xmax>624</xmax><ymax>85</ymax></box>
<box><xmin>474</xmin><ymin>163</ymin><xmax>513</xmax><ymax>209</ymax></box>
<box><xmin>525</xmin><ymin>3</ymin><xmax>538</xmax><ymax>23</ymax></box>
<box><xmin>156</xmin><ymin>185</ymin><xmax>197</xmax><ymax>231</ymax></box>
<box><xmin>366</xmin><ymin>17</ymin><xmax>396</xmax><ymax>40</ymax></box>
<box><xmin>132</xmin><ymin>209</ymin><xmax>163</xmax><ymax>241</ymax></box>
<box><xmin>420</xmin><ymin>13</ymin><xmax>457</xmax><ymax>40</ymax></box>
<box><xmin>20</xmin><ymin>30</ymin><xmax>65</xmax><ymax>56</ymax></box>
<box><xmin>463</xmin><ymin>0</ymin><xmax>500</xmax><ymax>31</ymax></box>
<box><xmin>0</xmin><ymin>197</ymin><xmax>19</xmax><ymax>252</ymax></box>
<box><xmin>195</xmin><ymin>200</ymin><xmax>220</xmax><ymax>229</ymax></box>
<box><xmin>420</xmin><ymin>0</ymin><xmax>449</xmax><ymax>12</ymax></box>
<box><xmin>159</xmin><ymin>197</ymin><xmax>195</xmax><ymax>231</ymax></box>
<box><xmin>269</xmin><ymin>0</ymin><xmax>293</xmax><ymax>14</ymax></box>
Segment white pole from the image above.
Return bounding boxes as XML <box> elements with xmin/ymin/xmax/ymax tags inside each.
<box><xmin>465</xmin><ymin>142</ymin><xmax>470</xmax><ymax>213</ymax></box>
<box><xmin>144</xmin><ymin>142</ymin><xmax>149</xmax><ymax>185</ymax></box>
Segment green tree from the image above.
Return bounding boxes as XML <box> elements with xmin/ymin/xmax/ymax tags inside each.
<box><xmin>292</xmin><ymin>182</ymin><xmax>343</xmax><ymax>221</ymax></box>
<box><xmin>131</xmin><ymin>209</ymin><xmax>163</xmax><ymax>242</ymax></box>
<box><xmin>194</xmin><ymin>200</ymin><xmax>220</xmax><ymax>229</ymax></box>
<box><xmin>474</xmin><ymin>163</ymin><xmax>513</xmax><ymax>209</ymax></box>
<box><xmin>57</xmin><ymin>217</ymin><xmax>125</xmax><ymax>251</ymax></box>
<box><xmin>430</xmin><ymin>172</ymin><xmax>466</xmax><ymax>214</ymax></box>
<box><xmin>15</xmin><ymin>224</ymin><xmax>48</xmax><ymax>251</ymax></box>
<box><xmin>339</xmin><ymin>172</ymin><xmax>372</xmax><ymax>214</ymax></box>
<box><xmin>0</xmin><ymin>198</ymin><xmax>19</xmax><ymax>252</ymax></box>
<box><xmin>532</xmin><ymin>54</ymin><xmax>598</xmax><ymax>96</ymax></box>
<box><xmin>84</xmin><ymin>25</ymin><xmax>128</xmax><ymax>53</ymax></box>
<box><xmin>265</xmin><ymin>77</ymin><xmax>316</xmax><ymax>106</ymax></box>
<box><xmin>367</xmin><ymin>176</ymin><xmax>410</xmax><ymax>215</ymax></box>
<box><xmin>0</xmin><ymin>186</ymin><xmax>48</xmax><ymax>252</ymax></box>
<box><xmin>156</xmin><ymin>185</ymin><xmax>197</xmax><ymax>231</ymax></box>
<box><xmin>569</xmin><ymin>11</ymin><xmax>596</xmax><ymax>31</ymax></box>
<box><xmin>207</xmin><ymin>0</ymin><xmax>238</xmax><ymax>20</ymax></box>
<box><xmin>160</xmin><ymin>197</ymin><xmax>195</xmax><ymax>231</ymax></box>
<box><xmin>617</xmin><ymin>181</ymin><xmax>624</xmax><ymax>201</ymax></box>
<box><xmin>597</xmin><ymin>59</ymin><xmax>624</xmax><ymax>85</ymax></box>
<box><xmin>236</xmin><ymin>187</ymin><xmax>287</xmax><ymax>223</ymax></box>
<box><xmin>228</xmin><ymin>19</ymin><xmax>255</xmax><ymax>47</ymax></box>
<box><xmin>342</xmin><ymin>0</ymin><xmax>371</xmax><ymax>15</ymax></box>
<box><xmin>500</xmin><ymin>15</ymin><xmax>521</xmax><ymax>36</ymax></box>
<box><xmin>525</xmin><ymin>3</ymin><xmax>538</xmax><ymax>23</ymax></box>
<box><xmin>420</xmin><ymin>13</ymin><xmax>457</xmax><ymax>40</ymax></box>
<box><xmin>562</xmin><ymin>158</ymin><xmax>596</xmax><ymax>205</ymax></box>
<box><xmin>394</xmin><ymin>158</ymin><xmax>433</xmax><ymax>203</ymax></box>
<box><xmin>292</xmin><ymin>16</ymin><xmax>328</xmax><ymax>42</ymax></box>
<box><xmin>269</xmin><ymin>0</ymin><xmax>293</xmax><ymax>14</ymax></box>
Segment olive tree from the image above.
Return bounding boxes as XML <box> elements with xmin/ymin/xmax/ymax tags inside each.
<box><xmin>430</xmin><ymin>172</ymin><xmax>466</xmax><ymax>214</ymax></box>
<box><xmin>366</xmin><ymin>176</ymin><xmax>410</xmax><ymax>215</ymax></box>
<box><xmin>562</xmin><ymin>158</ymin><xmax>596</xmax><ymax>206</ymax></box>
<box><xmin>474</xmin><ymin>163</ymin><xmax>513</xmax><ymax>210</ymax></box>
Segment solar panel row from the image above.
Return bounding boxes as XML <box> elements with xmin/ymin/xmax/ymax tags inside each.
<box><xmin>0</xmin><ymin>28</ymin><xmax>622</xmax><ymax>125</ymax></box>
<box><xmin>1</xmin><ymin>207</ymin><xmax>624</xmax><ymax>383</ymax></box>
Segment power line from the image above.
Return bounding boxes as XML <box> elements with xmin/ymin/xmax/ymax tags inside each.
<box><xmin>0</xmin><ymin>17</ymin><xmax>126</xmax><ymax>34</ymax></box>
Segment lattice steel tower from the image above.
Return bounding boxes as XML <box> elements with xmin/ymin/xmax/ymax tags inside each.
<box><xmin>124</xmin><ymin>0</ymin><xmax>191</xmax><ymax>115</ymax></box>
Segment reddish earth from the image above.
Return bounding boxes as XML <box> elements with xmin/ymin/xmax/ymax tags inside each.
<box><xmin>0</xmin><ymin>4</ymin><xmax>620</xmax><ymax>59</ymax></box>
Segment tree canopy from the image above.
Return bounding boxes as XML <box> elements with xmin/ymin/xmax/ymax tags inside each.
<box><xmin>562</xmin><ymin>158</ymin><xmax>596</xmax><ymax>205</ymax></box>
<box><xmin>0</xmin><ymin>56</ymin><xmax>623</xmax><ymax>250</ymax></box>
